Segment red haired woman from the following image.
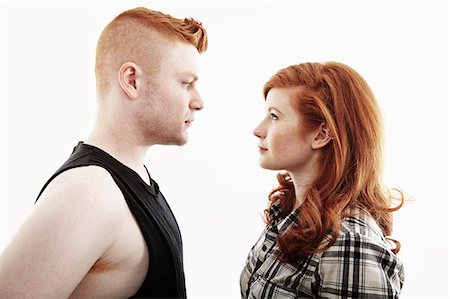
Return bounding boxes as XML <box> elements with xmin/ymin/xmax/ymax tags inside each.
<box><xmin>240</xmin><ymin>62</ymin><xmax>404</xmax><ymax>298</ymax></box>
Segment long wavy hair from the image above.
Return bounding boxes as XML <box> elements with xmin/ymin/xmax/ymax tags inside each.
<box><xmin>263</xmin><ymin>62</ymin><xmax>403</xmax><ymax>264</ymax></box>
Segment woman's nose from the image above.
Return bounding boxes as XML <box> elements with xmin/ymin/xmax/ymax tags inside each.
<box><xmin>253</xmin><ymin>123</ymin><xmax>266</xmax><ymax>138</ymax></box>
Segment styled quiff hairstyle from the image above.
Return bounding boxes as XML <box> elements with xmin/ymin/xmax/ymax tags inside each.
<box><xmin>264</xmin><ymin>62</ymin><xmax>403</xmax><ymax>263</ymax></box>
<box><xmin>95</xmin><ymin>7</ymin><xmax>208</xmax><ymax>95</ymax></box>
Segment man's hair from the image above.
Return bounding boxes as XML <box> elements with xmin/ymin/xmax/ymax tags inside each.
<box><xmin>263</xmin><ymin>62</ymin><xmax>404</xmax><ymax>263</ymax></box>
<box><xmin>95</xmin><ymin>7</ymin><xmax>208</xmax><ymax>95</ymax></box>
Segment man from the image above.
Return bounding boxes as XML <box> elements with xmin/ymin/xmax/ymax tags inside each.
<box><xmin>1</xmin><ymin>7</ymin><xmax>207</xmax><ymax>298</ymax></box>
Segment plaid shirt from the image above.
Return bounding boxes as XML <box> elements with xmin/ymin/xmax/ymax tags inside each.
<box><xmin>240</xmin><ymin>200</ymin><xmax>404</xmax><ymax>298</ymax></box>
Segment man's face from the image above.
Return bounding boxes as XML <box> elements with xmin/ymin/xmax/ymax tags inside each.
<box><xmin>137</xmin><ymin>40</ymin><xmax>203</xmax><ymax>146</ymax></box>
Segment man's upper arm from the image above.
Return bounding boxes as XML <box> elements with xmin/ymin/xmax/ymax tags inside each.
<box><xmin>313</xmin><ymin>232</ymin><xmax>404</xmax><ymax>298</ymax></box>
<box><xmin>0</xmin><ymin>166</ymin><xmax>124</xmax><ymax>298</ymax></box>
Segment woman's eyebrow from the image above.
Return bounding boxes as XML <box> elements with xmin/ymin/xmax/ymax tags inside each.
<box><xmin>267</xmin><ymin>107</ymin><xmax>283</xmax><ymax>114</ymax></box>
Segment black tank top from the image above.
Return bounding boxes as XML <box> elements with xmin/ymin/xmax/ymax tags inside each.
<box><xmin>35</xmin><ymin>142</ymin><xmax>186</xmax><ymax>298</ymax></box>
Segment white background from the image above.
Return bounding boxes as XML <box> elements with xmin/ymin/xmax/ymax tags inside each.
<box><xmin>1</xmin><ymin>1</ymin><xmax>449</xmax><ymax>298</ymax></box>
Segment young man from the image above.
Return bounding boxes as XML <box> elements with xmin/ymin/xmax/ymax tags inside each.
<box><xmin>1</xmin><ymin>7</ymin><xmax>207</xmax><ymax>298</ymax></box>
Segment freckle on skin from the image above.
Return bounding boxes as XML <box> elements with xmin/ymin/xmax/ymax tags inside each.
<box><xmin>274</xmin><ymin>129</ymin><xmax>297</xmax><ymax>152</ymax></box>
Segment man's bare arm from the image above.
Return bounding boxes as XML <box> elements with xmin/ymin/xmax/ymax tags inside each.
<box><xmin>0</xmin><ymin>166</ymin><xmax>124</xmax><ymax>298</ymax></box>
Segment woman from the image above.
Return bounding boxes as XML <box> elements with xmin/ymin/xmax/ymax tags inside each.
<box><xmin>240</xmin><ymin>62</ymin><xmax>404</xmax><ymax>298</ymax></box>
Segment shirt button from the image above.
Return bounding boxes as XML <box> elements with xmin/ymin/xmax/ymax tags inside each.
<box><xmin>262</xmin><ymin>245</ymin><xmax>267</xmax><ymax>252</ymax></box>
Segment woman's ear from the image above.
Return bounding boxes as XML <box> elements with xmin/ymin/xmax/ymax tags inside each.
<box><xmin>117</xmin><ymin>62</ymin><xmax>140</xmax><ymax>100</ymax></box>
<box><xmin>312</xmin><ymin>123</ymin><xmax>333</xmax><ymax>149</ymax></box>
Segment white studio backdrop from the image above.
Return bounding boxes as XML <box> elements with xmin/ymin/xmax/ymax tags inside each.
<box><xmin>1</xmin><ymin>1</ymin><xmax>448</xmax><ymax>298</ymax></box>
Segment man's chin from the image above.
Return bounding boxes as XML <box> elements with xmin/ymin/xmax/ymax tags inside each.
<box><xmin>176</xmin><ymin>138</ymin><xmax>188</xmax><ymax>146</ymax></box>
<box><xmin>156</xmin><ymin>133</ymin><xmax>188</xmax><ymax>146</ymax></box>
<box><xmin>170</xmin><ymin>135</ymin><xmax>188</xmax><ymax>146</ymax></box>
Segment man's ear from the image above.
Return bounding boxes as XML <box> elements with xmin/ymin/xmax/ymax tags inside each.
<box><xmin>312</xmin><ymin>123</ymin><xmax>333</xmax><ymax>150</ymax></box>
<box><xmin>118</xmin><ymin>62</ymin><xmax>140</xmax><ymax>100</ymax></box>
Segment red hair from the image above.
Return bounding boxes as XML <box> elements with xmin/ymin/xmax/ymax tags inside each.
<box><xmin>263</xmin><ymin>62</ymin><xmax>404</xmax><ymax>263</ymax></box>
<box><xmin>95</xmin><ymin>7</ymin><xmax>208</xmax><ymax>95</ymax></box>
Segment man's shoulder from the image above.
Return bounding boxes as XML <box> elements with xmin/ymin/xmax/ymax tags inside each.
<box><xmin>0</xmin><ymin>166</ymin><xmax>133</xmax><ymax>298</ymax></box>
<box><xmin>37</xmin><ymin>165</ymin><xmax>126</xmax><ymax>217</ymax></box>
<box><xmin>50</xmin><ymin>164</ymin><xmax>115</xmax><ymax>185</ymax></box>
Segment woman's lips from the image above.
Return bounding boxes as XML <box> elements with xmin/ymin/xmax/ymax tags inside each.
<box><xmin>258</xmin><ymin>146</ymin><xmax>268</xmax><ymax>153</ymax></box>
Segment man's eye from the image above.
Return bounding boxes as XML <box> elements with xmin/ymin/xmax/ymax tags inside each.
<box><xmin>270</xmin><ymin>113</ymin><xmax>279</xmax><ymax>120</ymax></box>
<box><xmin>182</xmin><ymin>81</ymin><xmax>193</xmax><ymax>87</ymax></box>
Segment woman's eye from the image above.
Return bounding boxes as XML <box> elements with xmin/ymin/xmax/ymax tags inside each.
<box><xmin>182</xmin><ymin>81</ymin><xmax>193</xmax><ymax>87</ymax></box>
<box><xmin>270</xmin><ymin>113</ymin><xmax>279</xmax><ymax>120</ymax></box>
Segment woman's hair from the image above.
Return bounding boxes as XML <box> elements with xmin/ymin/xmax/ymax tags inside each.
<box><xmin>95</xmin><ymin>7</ymin><xmax>208</xmax><ymax>95</ymax></box>
<box><xmin>263</xmin><ymin>62</ymin><xmax>404</xmax><ymax>263</ymax></box>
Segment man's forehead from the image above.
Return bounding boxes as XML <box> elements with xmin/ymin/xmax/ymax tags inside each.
<box><xmin>160</xmin><ymin>46</ymin><xmax>200</xmax><ymax>75</ymax></box>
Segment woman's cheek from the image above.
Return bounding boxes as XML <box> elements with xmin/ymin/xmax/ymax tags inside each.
<box><xmin>272</xmin><ymin>129</ymin><xmax>296</xmax><ymax>156</ymax></box>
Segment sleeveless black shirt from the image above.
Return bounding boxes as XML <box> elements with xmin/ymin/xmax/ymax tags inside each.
<box><xmin>35</xmin><ymin>142</ymin><xmax>186</xmax><ymax>298</ymax></box>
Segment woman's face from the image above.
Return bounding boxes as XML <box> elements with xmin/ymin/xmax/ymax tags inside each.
<box><xmin>253</xmin><ymin>87</ymin><xmax>319</xmax><ymax>174</ymax></box>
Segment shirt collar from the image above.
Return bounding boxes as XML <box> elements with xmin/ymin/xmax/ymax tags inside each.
<box><xmin>268</xmin><ymin>199</ymin><xmax>284</xmax><ymax>224</ymax></box>
<box><xmin>268</xmin><ymin>199</ymin><xmax>300</xmax><ymax>234</ymax></box>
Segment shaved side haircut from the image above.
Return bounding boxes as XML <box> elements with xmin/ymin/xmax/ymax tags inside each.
<box><xmin>95</xmin><ymin>7</ymin><xmax>208</xmax><ymax>95</ymax></box>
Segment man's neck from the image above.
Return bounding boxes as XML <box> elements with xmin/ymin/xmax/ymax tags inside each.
<box><xmin>85</xmin><ymin>128</ymin><xmax>150</xmax><ymax>178</ymax></box>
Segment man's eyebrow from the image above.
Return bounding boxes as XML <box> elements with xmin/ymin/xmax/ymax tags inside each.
<box><xmin>181</xmin><ymin>72</ymin><xmax>198</xmax><ymax>81</ymax></box>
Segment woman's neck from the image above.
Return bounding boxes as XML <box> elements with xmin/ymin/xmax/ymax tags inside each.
<box><xmin>288</xmin><ymin>163</ymin><xmax>319</xmax><ymax>210</ymax></box>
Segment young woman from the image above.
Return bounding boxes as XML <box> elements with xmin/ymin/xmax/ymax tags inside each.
<box><xmin>240</xmin><ymin>62</ymin><xmax>404</xmax><ymax>298</ymax></box>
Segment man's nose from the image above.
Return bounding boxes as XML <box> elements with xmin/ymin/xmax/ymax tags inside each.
<box><xmin>189</xmin><ymin>89</ymin><xmax>204</xmax><ymax>111</ymax></box>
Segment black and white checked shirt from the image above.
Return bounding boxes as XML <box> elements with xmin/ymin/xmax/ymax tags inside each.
<box><xmin>240</xmin><ymin>200</ymin><xmax>404</xmax><ymax>298</ymax></box>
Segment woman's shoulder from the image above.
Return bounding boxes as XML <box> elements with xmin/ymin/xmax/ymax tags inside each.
<box><xmin>317</xmin><ymin>208</ymin><xmax>405</xmax><ymax>277</ymax></box>
<box><xmin>323</xmin><ymin>210</ymin><xmax>396</xmax><ymax>255</ymax></box>
<box><xmin>339</xmin><ymin>210</ymin><xmax>386</xmax><ymax>242</ymax></box>
<box><xmin>313</xmin><ymin>210</ymin><xmax>405</xmax><ymax>298</ymax></box>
